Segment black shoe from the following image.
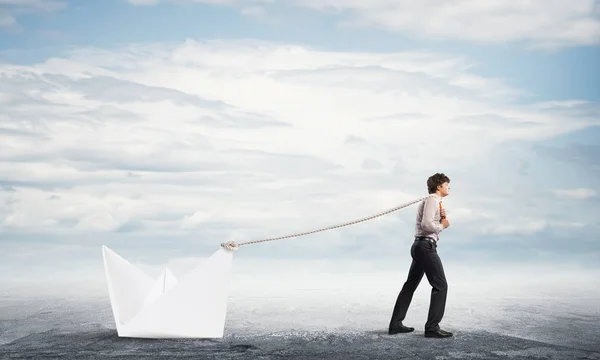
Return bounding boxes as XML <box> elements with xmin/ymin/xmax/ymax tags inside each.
<box><xmin>424</xmin><ymin>329</ymin><xmax>453</xmax><ymax>338</ymax></box>
<box><xmin>388</xmin><ymin>323</ymin><xmax>415</xmax><ymax>335</ymax></box>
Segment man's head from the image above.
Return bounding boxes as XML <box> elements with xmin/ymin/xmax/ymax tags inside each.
<box><xmin>427</xmin><ymin>173</ymin><xmax>450</xmax><ymax>197</ymax></box>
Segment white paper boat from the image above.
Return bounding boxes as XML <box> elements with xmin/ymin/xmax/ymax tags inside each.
<box><xmin>102</xmin><ymin>245</ymin><xmax>234</xmax><ymax>338</ymax></box>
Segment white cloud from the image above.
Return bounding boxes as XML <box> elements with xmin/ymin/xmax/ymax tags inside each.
<box><xmin>477</xmin><ymin>218</ymin><xmax>545</xmax><ymax>236</ymax></box>
<box><xmin>0</xmin><ymin>0</ymin><xmax>64</xmax><ymax>11</ymax></box>
<box><xmin>1</xmin><ymin>39</ymin><xmax>598</xmax><ymax>253</ymax></box>
<box><xmin>0</xmin><ymin>8</ymin><xmax>17</xmax><ymax>28</ymax></box>
<box><xmin>553</xmin><ymin>188</ymin><xmax>598</xmax><ymax>200</ymax></box>
<box><xmin>240</xmin><ymin>5</ymin><xmax>265</xmax><ymax>18</ymax></box>
<box><xmin>303</xmin><ymin>0</ymin><xmax>600</xmax><ymax>48</ymax></box>
<box><xmin>0</xmin><ymin>0</ymin><xmax>65</xmax><ymax>31</ymax></box>
<box><xmin>125</xmin><ymin>0</ymin><xmax>600</xmax><ymax>49</ymax></box>
<box><xmin>127</xmin><ymin>0</ymin><xmax>159</xmax><ymax>5</ymax></box>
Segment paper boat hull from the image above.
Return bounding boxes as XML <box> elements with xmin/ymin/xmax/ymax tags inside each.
<box><xmin>102</xmin><ymin>245</ymin><xmax>234</xmax><ymax>339</ymax></box>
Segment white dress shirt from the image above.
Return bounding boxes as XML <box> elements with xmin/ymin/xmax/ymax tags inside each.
<box><xmin>414</xmin><ymin>193</ymin><xmax>444</xmax><ymax>242</ymax></box>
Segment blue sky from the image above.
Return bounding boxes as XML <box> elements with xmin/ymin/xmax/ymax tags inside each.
<box><xmin>1</xmin><ymin>0</ymin><xmax>599</xmax><ymax>284</ymax></box>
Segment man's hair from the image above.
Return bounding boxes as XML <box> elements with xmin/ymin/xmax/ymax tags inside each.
<box><xmin>427</xmin><ymin>173</ymin><xmax>450</xmax><ymax>194</ymax></box>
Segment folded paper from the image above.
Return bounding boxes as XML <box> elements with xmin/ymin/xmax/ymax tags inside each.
<box><xmin>102</xmin><ymin>245</ymin><xmax>234</xmax><ymax>338</ymax></box>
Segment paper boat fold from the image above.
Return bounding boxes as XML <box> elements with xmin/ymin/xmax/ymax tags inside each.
<box><xmin>102</xmin><ymin>245</ymin><xmax>234</xmax><ymax>338</ymax></box>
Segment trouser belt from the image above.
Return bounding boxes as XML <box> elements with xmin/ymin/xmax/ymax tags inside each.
<box><xmin>415</xmin><ymin>236</ymin><xmax>437</xmax><ymax>247</ymax></box>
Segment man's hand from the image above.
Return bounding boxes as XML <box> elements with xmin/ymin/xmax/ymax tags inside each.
<box><xmin>441</xmin><ymin>218</ymin><xmax>450</xmax><ymax>229</ymax></box>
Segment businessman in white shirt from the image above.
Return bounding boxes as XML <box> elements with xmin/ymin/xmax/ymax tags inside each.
<box><xmin>388</xmin><ymin>173</ymin><xmax>453</xmax><ymax>338</ymax></box>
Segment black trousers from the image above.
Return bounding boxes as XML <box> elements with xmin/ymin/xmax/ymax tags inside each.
<box><xmin>389</xmin><ymin>238</ymin><xmax>448</xmax><ymax>332</ymax></box>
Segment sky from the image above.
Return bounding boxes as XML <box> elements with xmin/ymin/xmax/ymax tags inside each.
<box><xmin>1</xmin><ymin>0</ymin><xmax>600</xmax><ymax>289</ymax></box>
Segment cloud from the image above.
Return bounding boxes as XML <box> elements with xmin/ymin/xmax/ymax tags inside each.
<box><xmin>450</xmin><ymin>113</ymin><xmax>542</xmax><ymax>129</ymax></box>
<box><xmin>553</xmin><ymin>188</ymin><xmax>597</xmax><ymax>200</ymax></box>
<box><xmin>0</xmin><ymin>0</ymin><xmax>65</xmax><ymax>12</ymax></box>
<box><xmin>0</xmin><ymin>39</ymin><xmax>598</xmax><ymax>262</ymax></box>
<box><xmin>240</xmin><ymin>5</ymin><xmax>266</xmax><ymax>18</ymax></box>
<box><xmin>127</xmin><ymin>0</ymin><xmax>159</xmax><ymax>5</ymax></box>
<box><xmin>303</xmin><ymin>0</ymin><xmax>600</xmax><ymax>49</ymax></box>
<box><xmin>124</xmin><ymin>0</ymin><xmax>600</xmax><ymax>49</ymax></box>
<box><xmin>475</xmin><ymin>218</ymin><xmax>587</xmax><ymax>236</ymax></box>
<box><xmin>0</xmin><ymin>8</ymin><xmax>17</xmax><ymax>29</ymax></box>
<box><xmin>534</xmin><ymin>100</ymin><xmax>600</xmax><ymax>121</ymax></box>
<box><xmin>0</xmin><ymin>0</ymin><xmax>66</xmax><ymax>31</ymax></box>
<box><xmin>36</xmin><ymin>29</ymin><xmax>69</xmax><ymax>41</ymax></box>
<box><xmin>536</xmin><ymin>144</ymin><xmax>600</xmax><ymax>170</ymax></box>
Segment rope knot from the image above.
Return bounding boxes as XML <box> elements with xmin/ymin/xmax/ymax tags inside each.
<box><xmin>221</xmin><ymin>241</ymin><xmax>239</xmax><ymax>251</ymax></box>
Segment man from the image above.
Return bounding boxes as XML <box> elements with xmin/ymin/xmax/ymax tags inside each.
<box><xmin>388</xmin><ymin>173</ymin><xmax>453</xmax><ymax>338</ymax></box>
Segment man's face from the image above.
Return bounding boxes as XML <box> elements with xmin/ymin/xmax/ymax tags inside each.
<box><xmin>438</xmin><ymin>182</ymin><xmax>450</xmax><ymax>197</ymax></box>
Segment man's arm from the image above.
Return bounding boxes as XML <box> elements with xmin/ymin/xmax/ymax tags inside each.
<box><xmin>421</xmin><ymin>197</ymin><xmax>444</xmax><ymax>234</ymax></box>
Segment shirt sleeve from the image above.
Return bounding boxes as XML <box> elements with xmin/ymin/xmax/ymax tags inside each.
<box><xmin>421</xmin><ymin>196</ymin><xmax>444</xmax><ymax>234</ymax></box>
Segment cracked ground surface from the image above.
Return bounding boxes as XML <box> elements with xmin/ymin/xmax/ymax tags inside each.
<box><xmin>2</xmin><ymin>326</ymin><xmax>600</xmax><ymax>360</ymax></box>
<box><xmin>1</xmin><ymin>296</ymin><xmax>599</xmax><ymax>359</ymax></box>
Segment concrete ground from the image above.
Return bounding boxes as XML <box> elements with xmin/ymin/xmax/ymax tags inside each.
<box><xmin>2</xmin><ymin>325</ymin><xmax>600</xmax><ymax>359</ymax></box>
<box><xmin>1</xmin><ymin>295</ymin><xmax>599</xmax><ymax>359</ymax></box>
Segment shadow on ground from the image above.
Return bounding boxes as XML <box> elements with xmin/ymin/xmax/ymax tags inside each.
<box><xmin>1</xmin><ymin>326</ymin><xmax>599</xmax><ymax>360</ymax></box>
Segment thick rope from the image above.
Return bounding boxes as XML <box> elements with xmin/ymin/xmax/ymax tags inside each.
<box><xmin>220</xmin><ymin>195</ymin><xmax>432</xmax><ymax>251</ymax></box>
